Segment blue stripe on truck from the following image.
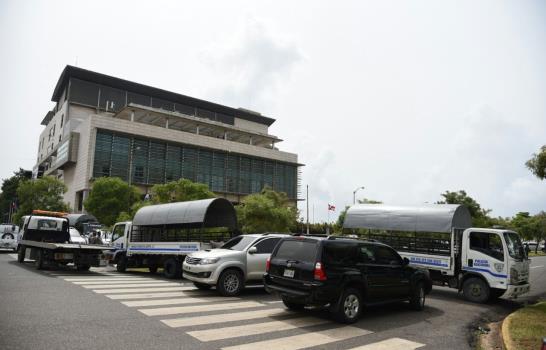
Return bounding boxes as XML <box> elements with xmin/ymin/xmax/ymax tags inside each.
<box><xmin>463</xmin><ymin>266</ymin><xmax>507</xmax><ymax>278</ymax></box>
<box><xmin>409</xmin><ymin>260</ymin><xmax>449</xmax><ymax>268</ymax></box>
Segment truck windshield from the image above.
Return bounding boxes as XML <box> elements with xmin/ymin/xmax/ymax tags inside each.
<box><xmin>221</xmin><ymin>236</ymin><xmax>256</xmax><ymax>251</ymax></box>
<box><xmin>504</xmin><ymin>231</ymin><xmax>524</xmax><ymax>260</ymax></box>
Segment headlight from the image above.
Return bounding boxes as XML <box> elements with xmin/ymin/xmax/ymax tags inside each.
<box><xmin>510</xmin><ymin>268</ymin><xmax>519</xmax><ymax>284</ymax></box>
<box><xmin>200</xmin><ymin>257</ymin><xmax>220</xmax><ymax>265</ymax></box>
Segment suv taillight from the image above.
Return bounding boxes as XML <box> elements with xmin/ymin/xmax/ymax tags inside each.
<box><xmin>314</xmin><ymin>262</ymin><xmax>327</xmax><ymax>281</ymax></box>
<box><xmin>266</xmin><ymin>257</ymin><xmax>271</xmax><ymax>272</ymax></box>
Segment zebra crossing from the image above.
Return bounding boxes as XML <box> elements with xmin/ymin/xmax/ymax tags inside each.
<box><xmin>46</xmin><ymin>270</ymin><xmax>427</xmax><ymax>349</ymax></box>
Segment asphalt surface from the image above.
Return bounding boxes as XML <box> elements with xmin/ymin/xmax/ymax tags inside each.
<box><xmin>0</xmin><ymin>251</ymin><xmax>544</xmax><ymax>350</ymax></box>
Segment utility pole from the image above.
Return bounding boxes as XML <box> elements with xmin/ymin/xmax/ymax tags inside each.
<box><xmin>306</xmin><ymin>185</ymin><xmax>309</xmax><ymax>234</ymax></box>
<box><xmin>353</xmin><ymin>186</ymin><xmax>365</xmax><ymax>204</ymax></box>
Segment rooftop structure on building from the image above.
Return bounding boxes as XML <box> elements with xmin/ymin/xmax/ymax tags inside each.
<box><xmin>34</xmin><ymin>65</ymin><xmax>301</xmax><ymax>212</ymax></box>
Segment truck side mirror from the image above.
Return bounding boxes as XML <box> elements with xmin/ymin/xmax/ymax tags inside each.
<box><xmin>402</xmin><ymin>257</ymin><xmax>410</xmax><ymax>266</ymax></box>
<box><xmin>248</xmin><ymin>246</ymin><xmax>258</xmax><ymax>254</ymax></box>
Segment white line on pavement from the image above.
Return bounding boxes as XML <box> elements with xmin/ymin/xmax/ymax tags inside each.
<box><xmin>82</xmin><ymin>282</ymin><xmax>181</xmax><ymax>289</ymax></box>
<box><xmin>122</xmin><ymin>296</ymin><xmax>236</xmax><ymax>307</ymax></box>
<box><xmin>188</xmin><ymin>316</ymin><xmax>331</xmax><ymax>342</ymax></box>
<box><xmin>221</xmin><ymin>326</ymin><xmax>372</xmax><ymax>350</ymax></box>
<box><xmin>530</xmin><ymin>265</ymin><xmax>544</xmax><ymax>269</ymax></box>
<box><xmin>139</xmin><ymin>301</ymin><xmax>263</xmax><ymax>316</ymax></box>
<box><xmin>72</xmin><ymin>279</ymin><xmax>169</xmax><ymax>285</ymax></box>
<box><xmin>93</xmin><ymin>286</ymin><xmax>194</xmax><ymax>294</ymax></box>
<box><xmin>161</xmin><ymin>308</ymin><xmax>288</xmax><ymax>328</ymax></box>
<box><xmin>347</xmin><ymin>337</ymin><xmax>425</xmax><ymax>350</ymax></box>
<box><xmin>105</xmin><ymin>292</ymin><xmax>192</xmax><ymax>300</ymax></box>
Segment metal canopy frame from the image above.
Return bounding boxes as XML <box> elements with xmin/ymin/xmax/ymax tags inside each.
<box><xmin>343</xmin><ymin>204</ymin><xmax>472</xmax><ymax>233</ymax></box>
<box><xmin>132</xmin><ymin>198</ymin><xmax>237</xmax><ymax>230</ymax></box>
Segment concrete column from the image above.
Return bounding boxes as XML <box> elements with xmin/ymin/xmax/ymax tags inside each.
<box><xmin>224</xmin><ymin>131</ymin><xmax>228</xmax><ymax>140</ymax></box>
<box><xmin>196</xmin><ymin>125</ymin><xmax>200</xmax><ymax>135</ymax></box>
<box><xmin>249</xmin><ymin>136</ymin><xmax>253</xmax><ymax>145</ymax></box>
<box><xmin>130</xmin><ymin>110</ymin><xmax>135</xmax><ymax>122</ymax></box>
<box><xmin>165</xmin><ymin>118</ymin><xmax>169</xmax><ymax>129</ymax></box>
<box><xmin>271</xmin><ymin>141</ymin><xmax>275</xmax><ymax>149</ymax></box>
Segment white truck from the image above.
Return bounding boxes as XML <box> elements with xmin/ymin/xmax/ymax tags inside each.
<box><xmin>108</xmin><ymin>198</ymin><xmax>238</xmax><ymax>279</ymax></box>
<box><xmin>344</xmin><ymin>204</ymin><xmax>530</xmax><ymax>303</ymax></box>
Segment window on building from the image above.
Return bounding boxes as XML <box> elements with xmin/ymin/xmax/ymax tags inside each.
<box><xmin>69</xmin><ymin>78</ymin><xmax>101</xmax><ymax>107</ymax></box>
<box><xmin>60</xmin><ymin>114</ymin><xmax>64</xmax><ymax>127</ymax></box>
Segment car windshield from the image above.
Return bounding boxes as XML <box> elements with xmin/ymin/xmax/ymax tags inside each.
<box><xmin>504</xmin><ymin>231</ymin><xmax>524</xmax><ymax>260</ymax></box>
<box><xmin>221</xmin><ymin>235</ymin><xmax>256</xmax><ymax>251</ymax></box>
<box><xmin>275</xmin><ymin>239</ymin><xmax>318</xmax><ymax>263</ymax></box>
<box><xmin>70</xmin><ymin>229</ymin><xmax>81</xmax><ymax>237</ymax></box>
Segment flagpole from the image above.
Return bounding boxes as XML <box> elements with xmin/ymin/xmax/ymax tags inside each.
<box><xmin>306</xmin><ymin>185</ymin><xmax>309</xmax><ymax>235</ymax></box>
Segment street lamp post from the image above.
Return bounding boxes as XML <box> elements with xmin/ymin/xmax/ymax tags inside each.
<box><xmin>353</xmin><ymin>186</ymin><xmax>365</xmax><ymax>204</ymax></box>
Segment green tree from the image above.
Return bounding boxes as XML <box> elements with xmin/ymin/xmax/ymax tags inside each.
<box><xmin>437</xmin><ymin>190</ymin><xmax>492</xmax><ymax>227</ymax></box>
<box><xmin>236</xmin><ymin>187</ymin><xmax>298</xmax><ymax>233</ymax></box>
<box><xmin>510</xmin><ymin>212</ymin><xmax>536</xmax><ymax>242</ymax></box>
<box><xmin>0</xmin><ymin>168</ymin><xmax>32</xmax><ymax>222</ymax></box>
<box><xmin>84</xmin><ymin>177</ymin><xmax>140</xmax><ymax>226</ymax></box>
<box><xmin>357</xmin><ymin>198</ymin><xmax>383</xmax><ymax>204</ymax></box>
<box><xmin>526</xmin><ymin>145</ymin><xmax>546</xmax><ymax>180</ymax></box>
<box><xmin>150</xmin><ymin>178</ymin><xmax>215</xmax><ymax>204</ymax></box>
<box><xmin>14</xmin><ymin>176</ymin><xmax>69</xmax><ymax>223</ymax></box>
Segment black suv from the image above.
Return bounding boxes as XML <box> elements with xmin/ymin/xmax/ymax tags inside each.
<box><xmin>263</xmin><ymin>235</ymin><xmax>432</xmax><ymax>323</ymax></box>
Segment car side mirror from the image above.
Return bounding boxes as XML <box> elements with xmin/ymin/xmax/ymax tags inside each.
<box><xmin>402</xmin><ymin>257</ymin><xmax>410</xmax><ymax>266</ymax></box>
<box><xmin>248</xmin><ymin>246</ymin><xmax>258</xmax><ymax>254</ymax></box>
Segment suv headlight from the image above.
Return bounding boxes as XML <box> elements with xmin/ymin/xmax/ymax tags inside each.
<box><xmin>200</xmin><ymin>257</ymin><xmax>220</xmax><ymax>265</ymax></box>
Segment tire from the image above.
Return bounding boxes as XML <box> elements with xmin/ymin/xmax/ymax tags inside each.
<box><xmin>409</xmin><ymin>281</ymin><xmax>426</xmax><ymax>310</ymax></box>
<box><xmin>489</xmin><ymin>288</ymin><xmax>505</xmax><ymax>301</ymax></box>
<box><xmin>2</xmin><ymin>233</ymin><xmax>14</xmax><ymax>240</ymax></box>
<box><xmin>34</xmin><ymin>249</ymin><xmax>45</xmax><ymax>270</ymax></box>
<box><xmin>116</xmin><ymin>255</ymin><xmax>127</xmax><ymax>273</ymax></box>
<box><xmin>217</xmin><ymin>269</ymin><xmax>244</xmax><ymax>296</ymax></box>
<box><xmin>163</xmin><ymin>258</ymin><xmax>182</xmax><ymax>279</ymax></box>
<box><xmin>17</xmin><ymin>246</ymin><xmax>25</xmax><ymax>263</ymax></box>
<box><xmin>76</xmin><ymin>265</ymin><xmax>91</xmax><ymax>271</ymax></box>
<box><xmin>149</xmin><ymin>265</ymin><xmax>159</xmax><ymax>274</ymax></box>
<box><xmin>332</xmin><ymin>288</ymin><xmax>362</xmax><ymax>324</ymax></box>
<box><xmin>282</xmin><ymin>297</ymin><xmax>305</xmax><ymax>311</ymax></box>
<box><xmin>462</xmin><ymin>277</ymin><xmax>490</xmax><ymax>303</ymax></box>
<box><xmin>193</xmin><ymin>282</ymin><xmax>213</xmax><ymax>290</ymax></box>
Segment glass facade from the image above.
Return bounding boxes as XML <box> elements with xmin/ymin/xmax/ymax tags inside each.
<box><xmin>93</xmin><ymin>130</ymin><xmax>298</xmax><ymax>199</ymax></box>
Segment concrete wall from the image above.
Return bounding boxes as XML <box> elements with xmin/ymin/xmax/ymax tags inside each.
<box><xmin>37</xmin><ymin>100</ymin><xmax>68</xmax><ymax>162</ymax></box>
<box><xmin>234</xmin><ymin>117</ymin><xmax>269</xmax><ymax>134</ymax></box>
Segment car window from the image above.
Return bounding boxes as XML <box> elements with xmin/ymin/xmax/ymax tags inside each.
<box><xmin>275</xmin><ymin>240</ymin><xmax>318</xmax><ymax>263</ymax></box>
<box><xmin>253</xmin><ymin>238</ymin><xmax>282</xmax><ymax>254</ymax></box>
<box><xmin>221</xmin><ymin>235</ymin><xmax>256</xmax><ymax>251</ymax></box>
<box><xmin>470</xmin><ymin>231</ymin><xmax>504</xmax><ymax>261</ymax></box>
<box><xmin>368</xmin><ymin>245</ymin><xmax>402</xmax><ymax>265</ymax></box>
<box><xmin>322</xmin><ymin>242</ymin><xmax>358</xmax><ymax>266</ymax></box>
<box><xmin>112</xmin><ymin>224</ymin><xmax>125</xmax><ymax>242</ymax></box>
<box><xmin>358</xmin><ymin>244</ymin><xmax>376</xmax><ymax>263</ymax></box>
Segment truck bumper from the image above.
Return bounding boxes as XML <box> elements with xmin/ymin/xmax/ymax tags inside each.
<box><xmin>505</xmin><ymin>283</ymin><xmax>530</xmax><ymax>298</ymax></box>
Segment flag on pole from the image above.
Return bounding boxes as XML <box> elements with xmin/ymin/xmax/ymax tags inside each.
<box><xmin>328</xmin><ymin>204</ymin><xmax>336</xmax><ymax>211</ymax></box>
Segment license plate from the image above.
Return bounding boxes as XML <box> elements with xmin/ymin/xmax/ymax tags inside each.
<box><xmin>283</xmin><ymin>269</ymin><xmax>295</xmax><ymax>278</ymax></box>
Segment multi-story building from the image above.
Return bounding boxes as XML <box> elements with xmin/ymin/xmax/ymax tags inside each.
<box><xmin>34</xmin><ymin>66</ymin><xmax>300</xmax><ymax>212</ymax></box>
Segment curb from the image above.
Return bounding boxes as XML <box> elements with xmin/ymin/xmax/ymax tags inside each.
<box><xmin>501</xmin><ymin>311</ymin><xmax>517</xmax><ymax>350</ymax></box>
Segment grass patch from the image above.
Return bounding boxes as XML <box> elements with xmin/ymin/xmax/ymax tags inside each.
<box><xmin>528</xmin><ymin>251</ymin><xmax>546</xmax><ymax>257</ymax></box>
<box><xmin>505</xmin><ymin>302</ymin><xmax>546</xmax><ymax>350</ymax></box>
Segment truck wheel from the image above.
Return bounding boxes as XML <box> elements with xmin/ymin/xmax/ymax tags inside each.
<box><xmin>76</xmin><ymin>265</ymin><xmax>91</xmax><ymax>271</ymax></box>
<box><xmin>17</xmin><ymin>246</ymin><xmax>26</xmax><ymax>263</ymax></box>
<box><xmin>193</xmin><ymin>282</ymin><xmax>212</xmax><ymax>290</ymax></box>
<box><xmin>116</xmin><ymin>255</ymin><xmax>128</xmax><ymax>273</ymax></box>
<box><xmin>409</xmin><ymin>281</ymin><xmax>426</xmax><ymax>310</ymax></box>
<box><xmin>332</xmin><ymin>288</ymin><xmax>362</xmax><ymax>324</ymax></box>
<box><xmin>163</xmin><ymin>258</ymin><xmax>181</xmax><ymax>279</ymax></box>
<box><xmin>282</xmin><ymin>297</ymin><xmax>305</xmax><ymax>311</ymax></box>
<box><xmin>463</xmin><ymin>277</ymin><xmax>490</xmax><ymax>303</ymax></box>
<box><xmin>217</xmin><ymin>269</ymin><xmax>243</xmax><ymax>296</ymax></box>
<box><xmin>35</xmin><ymin>249</ymin><xmax>45</xmax><ymax>270</ymax></box>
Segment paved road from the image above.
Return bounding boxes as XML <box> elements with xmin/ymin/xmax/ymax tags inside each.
<box><xmin>0</xmin><ymin>252</ymin><xmax>544</xmax><ymax>350</ymax></box>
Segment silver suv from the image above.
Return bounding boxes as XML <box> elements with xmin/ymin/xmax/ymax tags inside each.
<box><xmin>183</xmin><ymin>233</ymin><xmax>289</xmax><ymax>296</ymax></box>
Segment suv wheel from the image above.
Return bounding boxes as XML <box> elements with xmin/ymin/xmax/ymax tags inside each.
<box><xmin>193</xmin><ymin>282</ymin><xmax>212</xmax><ymax>290</ymax></box>
<box><xmin>409</xmin><ymin>281</ymin><xmax>426</xmax><ymax>310</ymax></box>
<box><xmin>282</xmin><ymin>297</ymin><xmax>305</xmax><ymax>311</ymax></box>
<box><xmin>332</xmin><ymin>288</ymin><xmax>362</xmax><ymax>324</ymax></box>
<box><xmin>462</xmin><ymin>277</ymin><xmax>490</xmax><ymax>303</ymax></box>
<box><xmin>217</xmin><ymin>269</ymin><xmax>243</xmax><ymax>296</ymax></box>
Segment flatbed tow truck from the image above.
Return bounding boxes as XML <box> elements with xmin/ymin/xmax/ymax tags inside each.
<box><xmin>17</xmin><ymin>210</ymin><xmax>107</xmax><ymax>270</ymax></box>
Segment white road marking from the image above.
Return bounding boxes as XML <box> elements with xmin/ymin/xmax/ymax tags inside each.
<box><xmin>188</xmin><ymin>316</ymin><xmax>331</xmax><ymax>342</ymax></box>
<box><xmin>93</xmin><ymin>286</ymin><xmax>193</xmax><ymax>294</ymax></box>
<box><xmin>139</xmin><ymin>301</ymin><xmax>263</xmax><ymax>316</ymax></box>
<box><xmin>63</xmin><ymin>276</ymin><xmax>149</xmax><ymax>281</ymax></box>
<box><xmin>530</xmin><ymin>265</ymin><xmax>544</xmax><ymax>269</ymax></box>
<box><xmin>106</xmin><ymin>292</ymin><xmax>192</xmax><ymax>300</ymax></box>
<box><xmin>221</xmin><ymin>326</ymin><xmax>372</xmax><ymax>350</ymax></box>
<box><xmin>82</xmin><ymin>282</ymin><xmax>181</xmax><ymax>289</ymax></box>
<box><xmin>347</xmin><ymin>337</ymin><xmax>425</xmax><ymax>350</ymax></box>
<box><xmin>122</xmin><ymin>296</ymin><xmax>236</xmax><ymax>307</ymax></box>
<box><xmin>161</xmin><ymin>308</ymin><xmax>288</xmax><ymax>328</ymax></box>
<box><xmin>72</xmin><ymin>279</ymin><xmax>169</xmax><ymax>285</ymax></box>
<box><xmin>264</xmin><ymin>301</ymin><xmax>283</xmax><ymax>304</ymax></box>
<box><xmin>8</xmin><ymin>254</ymin><xmax>18</xmax><ymax>259</ymax></box>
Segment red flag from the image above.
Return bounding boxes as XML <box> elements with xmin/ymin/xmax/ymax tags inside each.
<box><xmin>328</xmin><ymin>204</ymin><xmax>336</xmax><ymax>211</ymax></box>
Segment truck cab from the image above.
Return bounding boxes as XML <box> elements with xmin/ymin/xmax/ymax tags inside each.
<box><xmin>460</xmin><ymin>228</ymin><xmax>530</xmax><ymax>301</ymax></box>
<box><xmin>105</xmin><ymin>221</ymin><xmax>131</xmax><ymax>266</ymax></box>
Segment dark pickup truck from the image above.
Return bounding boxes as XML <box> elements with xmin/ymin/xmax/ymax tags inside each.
<box><xmin>264</xmin><ymin>235</ymin><xmax>432</xmax><ymax>323</ymax></box>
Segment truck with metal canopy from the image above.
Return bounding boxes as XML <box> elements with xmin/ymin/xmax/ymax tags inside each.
<box><xmin>108</xmin><ymin>198</ymin><xmax>238</xmax><ymax>278</ymax></box>
<box><xmin>17</xmin><ymin>210</ymin><xmax>107</xmax><ymax>270</ymax></box>
<box><xmin>343</xmin><ymin>204</ymin><xmax>530</xmax><ymax>303</ymax></box>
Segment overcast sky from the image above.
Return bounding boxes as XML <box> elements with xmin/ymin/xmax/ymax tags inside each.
<box><xmin>1</xmin><ymin>0</ymin><xmax>545</xmax><ymax>222</ymax></box>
